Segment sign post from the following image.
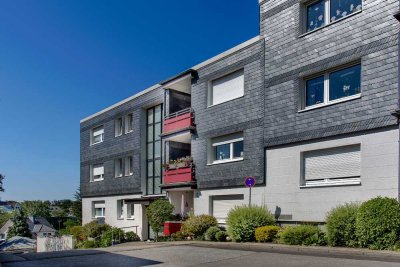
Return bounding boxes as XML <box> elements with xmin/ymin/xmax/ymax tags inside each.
<box><xmin>244</xmin><ymin>176</ymin><xmax>256</xmax><ymax>206</ymax></box>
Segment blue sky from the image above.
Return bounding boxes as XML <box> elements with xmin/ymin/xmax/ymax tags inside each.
<box><xmin>0</xmin><ymin>0</ymin><xmax>259</xmax><ymax>201</ymax></box>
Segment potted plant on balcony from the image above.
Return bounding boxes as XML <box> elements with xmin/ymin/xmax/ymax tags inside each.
<box><xmin>163</xmin><ymin>156</ymin><xmax>192</xmax><ymax>170</ymax></box>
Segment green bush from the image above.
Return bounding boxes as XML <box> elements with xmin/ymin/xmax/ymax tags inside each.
<box><xmin>99</xmin><ymin>227</ymin><xmax>125</xmax><ymax>247</ymax></box>
<box><xmin>255</xmin><ymin>226</ymin><xmax>281</xmax><ymax>242</ymax></box>
<box><xmin>181</xmin><ymin>214</ymin><xmax>218</xmax><ymax>238</ymax></box>
<box><xmin>81</xmin><ymin>240</ymin><xmax>98</xmax><ymax>248</ymax></box>
<box><xmin>215</xmin><ymin>231</ymin><xmax>227</xmax><ymax>242</ymax></box>
<box><xmin>83</xmin><ymin>221</ymin><xmax>112</xmax><ymax>239</ymax></box>
<box><xmin>279</xmin><ymin>225</ymin><xmax>325</xmax><ymax>246</ymax></box>
<box><xmin>125</xmin><ymin>231</ymin><xmax>140</xmax><ymax>242</ymax></box>
<box><xmin>326</xmin><ymin>203</ymin><xmax>359</xmax><ymax>247</ymax></box>
<box><xmin>69</xmin><ymin>226</ymin><xmax>86</xmax><ymax>242</ymax></box>
<box><xmin>170</xmin><ymin>231</ymin><xmax>186</xmax><ymax>241</ymax></box>
<box><xmin>356</xmin><ymin>197</ymin><xmax>400</xmax><ymax>249</ymax></box>
<box><xmin>146</xmin><ymin>199</ymin><xmax>174</xmax><ymax>241</ymax></box>
<box><xmin>226</xmin><ymin>205</ymin><xmax>275</xmax><ymax>242</ymax></box>
<box><xmin>205</xmin><ymin>226</ymin><xmax>221</xmax><ymax>241</ymax></box>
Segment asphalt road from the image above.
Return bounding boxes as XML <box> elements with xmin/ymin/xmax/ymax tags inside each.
<box><xmin>3</xmin><ymin>244</ymin><xmax>400</xmax><ymax>267</ymax></box>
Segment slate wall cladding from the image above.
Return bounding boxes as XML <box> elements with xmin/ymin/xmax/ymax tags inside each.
<box><xmin>80</xmin><ymin>86</ymin><xmax>164</xmax><ymax>198</ymax></box>
<box><xmin>260</xmin><ymin>0</ymin><xmax>400</xmax><ymax>147</ymax></box>
<box><xmin>191</xmin><ymin>40</ymin><xmax>266</xmax><ymax>189</ymax></box>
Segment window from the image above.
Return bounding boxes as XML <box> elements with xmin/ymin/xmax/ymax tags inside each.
<box><xmin>93</xmin><ymin>201</ymin><xmax>105</xmax><ymax>218</ymax></box>
<box><xmin>125</xmin><ymin>113</ymin><xmax>134</xmax><ymax>133</ymax></box>
<box><xmin>127</xmin><ymin>203</ymin><xmax>134</xmax><ymax>219</ymax></box>
<box><xmin>117</xmin><ymin>200</ymin><xmax>124</xmax><ymax>219</ymax></box>
<box><xmin>125</xmin><ymin>156</ymin><xmax>133</xmax><ymax>176</ymax></box>
<box><xmin>147</xmin><ymin>105</ymin><xmax>163</xmax><ymax>195</ymax></box>
<box><xmin>91</xmin><ymin>164</ymin><xmax>104</xmax><ymax>181</ymax></box>
<box><xmin>304</xmin><ymin>64</ymin><xmax>361</xmax><ymax>109</ymax></box>
<box><xmin>115</xmin><ymin>158</ymin><xmax>123</xmax><ymax>178</ymax></box>
<box><xmin>115</xmin><ymin>117</ymin><xmax>123</xmax><ymax>137</ymax></box>
<box><xmin>302</xmin><ymin>144</ymin><xmax>361</xmax><ymax>187</ymax></box>
<box><xmin>305</xmin><ymin>0</ymin><xmax>362</xmax><ymax>32</ymax></box>
<box><xmin>91</xmin><ymin>125</ymin><xmax>104</xmax><ymax>145</ymax></box>
<box><xmin>209</xmin><ymin>69</ymin><xmax>244</xmax><ymax>106</ymax></box>
<box><xmin>211</xmin><ymin>133</ymin><xmax>244</xmax><ymax>164</ymax></box>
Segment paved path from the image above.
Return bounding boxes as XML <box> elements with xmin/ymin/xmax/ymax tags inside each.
<box><xmin>2</xmin><ymin>242</ymin><xmax>400</xmax><ymax>267</ymax></box>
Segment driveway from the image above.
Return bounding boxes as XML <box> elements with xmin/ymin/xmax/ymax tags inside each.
<box><xmin>2</xmin><ymin>242</ymin><xmax>400</xmax><ymax>267</ymax></box>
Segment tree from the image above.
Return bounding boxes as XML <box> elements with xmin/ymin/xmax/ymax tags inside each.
<box><xmin>71</xmin><ymin>187</ymin><xmax>82</xmax><ymax>222</ymax></box>
<box><xmin>146</xmin><ymin>199</ymin><xmax>174</xmax><ymax>241</ymax></box>
<box><xmin>21</xmin><ymin>201</ymin><xmax>51</xmax><ymax>217</ymax></box>
<box><xmin>0</xmin><ymin>210</ymin><xmax>13</xmax><ymax>228</ymax></box>
<box><xmin>0</xmin><ymin>174</ymin><xmax>5</xmax><ymax>192</ymax></box>
<box><xmin>8</xmin><ymin>209</ymin><xmax>30</xmax><ymax>238</ymax></box>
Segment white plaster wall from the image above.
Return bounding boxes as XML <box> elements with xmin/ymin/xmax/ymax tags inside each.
<box><xmin>82</xmin><ymin>194</ymin><xmax>145</xmax><ymax>240</ymax></box>
<box><xmin>168</xmin><ymin>191</ymin><xmax>194</xmax><ymax>215</ymax></box>
<box><xmin>195</xmin><ymin>128</ymin><xmax>399</xmax><ymax>222</ymax></box>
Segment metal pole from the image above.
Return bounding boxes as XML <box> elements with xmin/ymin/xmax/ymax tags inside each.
<box><xmin>249</xmin><ymin>187</ymin><xmax>252</xmax><ymax>206</ymax></box>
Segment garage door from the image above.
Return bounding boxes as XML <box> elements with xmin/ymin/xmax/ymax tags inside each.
<box><xmin>212</xmin><ymin>194</ymin><xmax>244</xmax><ymax>223</ymax></box>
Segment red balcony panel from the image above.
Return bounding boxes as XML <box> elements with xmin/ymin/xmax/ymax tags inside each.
<box><xmin>163</xmin><ymin>111</ymin><xmax>194</xmax><ymax>133</ymax></box>
<box><xmin>164</xmin><ymin>221</ymin><xmax>182</xmax><ymax>236</ymax></box>
<box><xmin>163</xmin><ymin>167</ymin><xmax>194</xmax><ymax>184</ymax></box>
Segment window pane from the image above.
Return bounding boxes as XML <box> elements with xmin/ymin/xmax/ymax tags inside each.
<box><xmin>147</xmin><ymin>178</ymin><xmax>153</xmax><ymax>195</ymax></box>
<box><xmin>305</xmin><ymin>76</ymin><xmax>325</xmax><ymax>107</ymax></box>
<box><xmin>154</xmin><ymin>159</ymin><xmax>161</xmax><ymax>177</ymax></box>
<box><xmin>215</xmin><ymin>144</ymin><xmax>231</xmax><ymax>161</ymax></box>
<box><xmin>154</xmin><ymin>105</ymin><xmax>162</xmax><ymax>123</ymax></box>
<box><xmin>147</xmin><ymin>143</ymin><xmax>153</xmax><ymax>159</ymax></box>
<box><xmin>154</xmin><ymin>141</ymin><xmax>161</xmax><ymax>158</ymax></box>
<box><xmin>147</xmin><ymin>109</ymin><xmax>154</xmax><ymax>124</ymax></box>
<box><xmin>154</xmin><ymin>177</ymin><xmax>161</xmax><ymax>194</ymax></box>
<box><xmin>154</xmin><ymin>124</ymin><xmax>161</xmax><ymax>141</ymax></box>
<box><xmin>233</xmin><ymin>141</ymin><xmax>244</xmax><ymax>158</ymax></box>
<box><xmin>212</xmin><ymin>70</ymin><xmax>244</xmax><ymax>105</ymax></box>
<box><xmin>147</xmin><ymin>126</ymin><xmax>154</xmax><ymax>141</ymax></box>
<box><xmin>147</xmin><ymin>161</ymin><xmax>153</xmax><ymax>176</ymax></box>
<box><xmin>330</xmin><ymin>0</ymin><xmax>362</xmax><ymax>22</ymax></box>
<box><xmin>307</xmin><ymin>0</ymin><xmax>325</xmax><ymax>32</ymax></box>
<box><xmin>129</xmin><ymin>157</ymin><xmax>133</xmax><ymax>174</ymax></box>
<box><xmin>329</xmin><ymin>65</ymin><xmax>361</xmax><ymax>101</ymax></box>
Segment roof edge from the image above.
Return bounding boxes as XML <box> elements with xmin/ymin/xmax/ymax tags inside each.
<box><xmin>80</xmin><ymin>83</ymin><xmax>161</xmax><ymax>123</ymax></box>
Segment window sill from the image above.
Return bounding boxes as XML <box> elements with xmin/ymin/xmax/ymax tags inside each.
<box><xmin>90</xmin><ymin>179</ymin><xmax>104</xmax><ymax>183</ymax></box>
<box><xmin>127</xmin><ymin>218</ymin><xmax>135</xmax><ymax>220</ymax></box>
<box><xmin>207</xmin><ymin>95</ymin><xmax>244</xmax><ymax>109</ymax></box>
<box><xmin>207</xmin><ymin>158</ymin><xmax>244</xmax><ymax>166</ymax></box>
<box><xmin>125</xmin><ymin>174</ymin><xmax>134</xmax><ymax>177</ymax></box>
<box><xmin>117</xmin><ymin>217</ymin><xmax>124</xmax><ymax>220</ymax></box>
<box><xmin>115</xmin><ymin>134</ymin><xmax>123</xmax><ymax>138</ymax></box>
<box><xmin>90</xmin><ymin>141</ymin><xmax>104</xmax><ymax>146</ymax></box>
<box><xmin>93</xmin><ymin>216</ymin><xmax>105</xmax><ymax>219</ymax></box>
<box><xmin>299</xmin><ymin>10</ymin><xmax>362</xmax><ymax>38</ymax></box>
<box><xmin>114</xmin><ymin>175</ymin><xmax>124</xmax><ymax>179</ymax></box>
<box><xmin>125</xmin><ymin>130</ymin><xmax>133</xmax><ymax>134</ymax></box>
<box><xmin>298</xmin><ymin>94</ymin><xmax>361</xmax><ymax>113</ymax></box>
<box><xmin>300</xmin><ymin>178</ymin><xmax>361</xmax><ymax>188</ymax></box>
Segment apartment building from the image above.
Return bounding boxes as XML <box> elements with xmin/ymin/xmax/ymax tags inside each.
<box><xmin>80</xmin><ymin>0</ymin><xmax>400</xmax><ymax>239</ymax></box>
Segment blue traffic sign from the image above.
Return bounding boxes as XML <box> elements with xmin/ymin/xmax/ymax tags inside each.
<box><xmin>244</xmin><ymin>176</ymin><xmax>256</xmax><ymax>188</ymax></box>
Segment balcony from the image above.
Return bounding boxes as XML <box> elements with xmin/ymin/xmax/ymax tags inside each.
<box><xmin>162</xmin><ymin>157</ymin><xmax>195</xmax><ymax>187</ymax></box>
<box><xmin>163</xmin><ymin>108</ymin><xmax>195</xmax><ymax>135</ymax></box>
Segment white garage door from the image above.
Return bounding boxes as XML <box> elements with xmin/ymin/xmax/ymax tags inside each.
<box><xmin>212</xmin><ymin>195</ymin><xmax>244</xmax><ymax>223</ymax></box>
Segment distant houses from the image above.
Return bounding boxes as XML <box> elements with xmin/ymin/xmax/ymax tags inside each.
<box><xmin>0</xmin><ymin>201</ymin><xmax>20</xmax><ymax>213</ymax></box>
<box><xmin>0</xmin><ymin>216</ymin><xmax>57</xmax><ymax>241</ymax></box>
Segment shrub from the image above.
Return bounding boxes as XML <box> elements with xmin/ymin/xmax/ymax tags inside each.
<box><xmin>146</xmin><ymin>199</ymin><xmax>174</xmax><ymax>241</ymax></box>
<box><xmin>326</xmin><ymin>203</ymin><xmax>359</xmax><ymax>247</ymax></box>
<box><xmin>279</xmin><ymin>225</ymin><xmax>324</xmax><ymax>246</ymax></box>
<box><xmin>205</xmin><ymin>226</ymin><xmax>221</xmax><ymax>241</ymax></box>
<box><xmin>170</xmin><ymin>231</ymin><xmax>186</xmax><ymax>241</ymax></box>
<box><xmin>81</xmin><ymin>240</ymin><xmax>98</xmax><ymax>249</ymax></box>
<box><xmin>99</xmin><ymin>227</ymin><xmax>125</xmax><ymax>247</ymax></box>
<box><xmin>215</xmin><ymin>231</ymin><xmax>227</xmax><ymax>242</ymax></box>
<box><xmin>226</xmin><ymin>205</ymin><xmax>275</xmax><ymax>242</ymax></box>
<box><xmin>69</xmin><ymin>226</ymin><xmax>86</xmax><ymax>242</ymax></box>
<box><xmin>125</xmin><ymin>231</ymin><xmax>140</xmax><ymax>242</ymax></box>
<box><xmin>255</xmin><ymin>226</ymin><xmax>281</xmax><ymax>243</ymax></box>
<box><xmin>356</xmin><ymin>197</ymin><xmax>400</xmax><ymax>249</ymax></box>
<box><xmin>181</xmin><ymin>214</ymin><xmax>218</xmax><ymax>238</ymax></box>
<box><xmin>83</xmin><ymin>221</ymin><xmax>111</xmax><ymax>239</ymax></box>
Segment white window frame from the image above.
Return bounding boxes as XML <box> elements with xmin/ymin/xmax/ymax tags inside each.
<box><xmin>125</xmin><ymin>113</ymin><xmax>134</xmax><ymax>134</ymax></box>
<box><xmin>93</xmin><ymin>201</ymin><xmax>106</xmax><ymax>218</ymax></box>
<box><xmin>115</xmin><ymin>158</ymin><xmax>123</xmax><ymax>178</ymax></box>
<box><xmin>127</xmin><ymin>203</ymin><xmax>134</xmax><ymax>220</ymax></box>
<box><xmin>91</xmin><ymin>125</ymin><xmax>104</xmax><ymax>145</ymax></box>
<box><xmin>125</xmin><ymin>156</ymin><xmax>133</xmax><ymax>176</ymax></box>
<box><xmin>301</xmin><ymin>63</ymin><xmax>361</xmax><ymax>111</ymax></box>
<box><xmin>208</xmin><ymin>69</ymin><xmax>244</xmax><ymax>107</ymax></box>
<box><xmin>115</xmin><ymin>117</ymin><xmax>123</xmax><ymax>137</ymax></box>
<box><xmin>91</xmin><ymin>164</ymin><xmax>104</xmax><ymax>182</ymax></box>
<box><xmin>210</xmin><ymin>137</ymin><xmax>244</xmax><ymax>165</ymax></box>
<box><xmin>300</xmin><ymin>144</ymin><xmax>361</xmax><ymax>188</ymax></box>
<box><xmin>304</xmin><ymin>0</ymin><xmax>362</xmax><ymax>34</ymax></box>
<box><xmin>117</xmin><ymin>200</ymin><xmax>124</xmax><ymax>219</ymax></box>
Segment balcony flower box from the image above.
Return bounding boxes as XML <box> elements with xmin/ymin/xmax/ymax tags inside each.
<box><xmin>163</xmin><ymin>156</ymin><xmax>192</xmax><ymax>170</ymax></box>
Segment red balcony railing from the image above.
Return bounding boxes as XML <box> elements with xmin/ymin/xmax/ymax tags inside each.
<box><xmin>163</xmin><ymin>108</ymin><xmax>194</xmax><ymax>134</ymax></box>
<box><xmin>163</xmin><ymin>166</ymin><xmax>194</xmax><ymax>185</ymax></box>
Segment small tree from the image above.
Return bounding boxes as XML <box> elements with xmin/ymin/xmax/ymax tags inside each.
<box><xmin>146</xmin><ymin>199</ymin><xmax>174</xmax><ymax>241</ymax></box>
<box><xmin>71</xmin><ymin>187</ymin><xmax>82</xmax><ymax>222</ymax></box>
<box><xmin>21</xmin><ymin>200</ymin><xmax>51</xmax><ymax>217</ymax></box>
<box><xmin>8</xmin><ymin>209</ymin><xmax>31</xmax><ymax>239</ymax></box>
